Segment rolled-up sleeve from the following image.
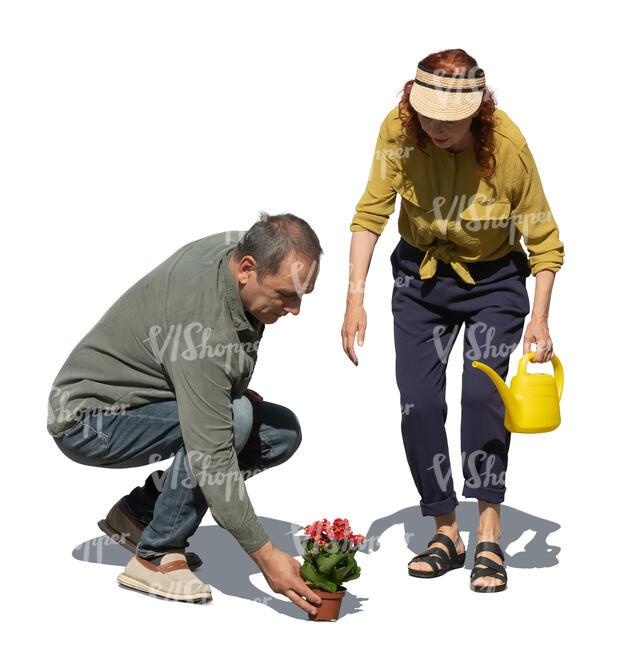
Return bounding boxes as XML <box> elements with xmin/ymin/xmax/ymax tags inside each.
<box><xmin>350</xmin><ymin>119</ymin><xmax>400</xmax><ymax>236</ymax></box>
<box><xmin>163</xmin><ymin>338</ymin><xmax>270</xmax><ymax>555</ymax></box>
<box><xmin>511</xmin><ymin>143</ymin><xmax>565</xmax><ymax>275</ymax></box>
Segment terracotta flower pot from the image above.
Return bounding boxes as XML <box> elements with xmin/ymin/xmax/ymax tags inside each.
<box><xmin>308</xmin><ymin>586</ymin><xmax>346</xmax><ymax>621</ymax></box>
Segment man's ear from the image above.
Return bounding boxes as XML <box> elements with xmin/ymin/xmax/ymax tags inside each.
<box><xmin>237</xmin><ymin>255</ymin><xmax>258</xmax><ymax>283</ymax></box>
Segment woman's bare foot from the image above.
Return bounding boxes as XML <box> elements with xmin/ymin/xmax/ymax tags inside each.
<box><xmin>472</xmin><ymin>501</ymin><xmax>505</xmax><ymax>590</ymax></box>
<box><xmin>408</xmin><ymin>512</ymin><xmax>465</xmax><ymax>574</ymax></box>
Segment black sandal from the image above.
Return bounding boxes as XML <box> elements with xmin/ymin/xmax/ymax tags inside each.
<box><xmin>470</xmin><ymin>541</ymin><xmax>508</xmax><ymax>593</ymax></box>
<box><xmin>408</xmin><ymin>532</ymin><xmax>466</xmax><ymax>578</ymax></box>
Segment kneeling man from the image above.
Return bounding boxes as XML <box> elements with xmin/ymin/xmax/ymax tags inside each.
<box><xmin>47</xmin><ymin>213</ymin><xmax>322</xmax><ymax>614</ymax></box>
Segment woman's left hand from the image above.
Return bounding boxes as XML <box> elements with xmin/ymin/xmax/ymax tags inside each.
<box><xmin>523</xmin><ymin>317</ymin><xmax>554</xmax><ymax>363</ymax></box>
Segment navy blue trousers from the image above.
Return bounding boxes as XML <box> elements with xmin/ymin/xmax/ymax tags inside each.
<box><xmin>390</xmin><ymin>238</ymin><xmax>531</xmax><ymax>517</ymax></box>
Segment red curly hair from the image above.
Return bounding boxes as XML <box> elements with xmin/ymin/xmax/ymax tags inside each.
<box><xmin>398</xmin><ymin>48</ymin><xmax>498</xmax><ymax>178</ymax></box>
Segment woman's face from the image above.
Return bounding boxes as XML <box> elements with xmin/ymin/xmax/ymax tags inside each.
<box><xmin>416</xmin><ymin>112</ymin><xmax>474</xmax><ymax>152</ymax></box>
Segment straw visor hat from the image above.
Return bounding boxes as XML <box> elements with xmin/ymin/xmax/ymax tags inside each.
<box><xmin>409</xmin><ymin>63</ymin><xmax>486</xmax><ymax>121</ymax></box>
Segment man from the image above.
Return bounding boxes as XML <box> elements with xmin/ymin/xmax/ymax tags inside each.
<box><xmin>47</xmin><ymin>213</ymin><xmax>323</xmax><ymax>614</ymax></box>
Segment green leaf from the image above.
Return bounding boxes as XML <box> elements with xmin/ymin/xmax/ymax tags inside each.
<box><xmin>332</xmin><ymin>565</ymin><xmax>353</xmax><ymax>582</ymax></box>
<box><xmin>316</xmin><ymin>552</ymin><xmax>346</xmax><ymax>574</ymax></box>
<box><xmin>300</xmin><ymin>562</ymin><xmax>337</xmax><ymax>593</ymax></box>
<box><xmin>348</xmin><ymin>564</ymin><xmax>361</xmax><ymax>580</ymax></box>
<box><xmin>333</xmin><ymin>557</ymin><xmax>361</xmax><ymax>583</ymax></box>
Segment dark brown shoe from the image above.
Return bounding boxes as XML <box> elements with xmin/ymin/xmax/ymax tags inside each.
<box><xmin>98</xmin><ymin>499</ymin><xmax>203</xmax><ymax>571</ymax></box>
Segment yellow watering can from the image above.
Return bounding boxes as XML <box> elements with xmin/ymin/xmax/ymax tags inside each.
<box><xmin>472</xmin><ymin>352</ymin><xmax>564</xmax><ymax>433</ymax></box>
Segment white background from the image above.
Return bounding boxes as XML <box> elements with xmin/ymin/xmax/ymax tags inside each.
<box><xmin>2</xmin><ymin>0</ymin><xmax>632</xmax><ymax>646</ymax></box>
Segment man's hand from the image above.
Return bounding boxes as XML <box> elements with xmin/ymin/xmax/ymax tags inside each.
<box><xmin>249</xmin><ymin>541</ymin><xmax>322</xmax><ymax>615</ymax></box>
<box><xmin>523</xmin><ymin>316</ymin><xmax>554</xmax><ymax>363</ymax></box>
<box><xmin>243</xmin><ymin>388</ymin><xmax>263</xmax><ymax>405</ymax></box>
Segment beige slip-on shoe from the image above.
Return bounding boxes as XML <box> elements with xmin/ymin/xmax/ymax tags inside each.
<box><xmin>117</xmin><ymin>553</ymin><xmax>212</xmax><ymax>603</ymax></box>
<box><xmin>98</xmin><ymin>499</ymin><xmax>203</xmax><ymax>570</ymax></box>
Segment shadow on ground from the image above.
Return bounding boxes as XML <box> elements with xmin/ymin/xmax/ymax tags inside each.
<box><xmin>364</xmin><ymin>502</ymin><xmax>561</xmax><ymax>569</ymax></box>
<box><xmin>73</xmin><ymin>502</ymin><xmax>560</xmax><ymax>617</ymax></box>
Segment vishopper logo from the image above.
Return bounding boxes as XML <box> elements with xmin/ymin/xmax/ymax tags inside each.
<box><xmin>224</xmin><ymin>230</ymin><xmax>247</xmax><ymax>246</ymax></box>
<box><xmin>455</xmin><ymin>199</ymin><xmax>555</xmax><ymax>242</ymax></box>
<box><xmin>146</xmin><ymin>450</ymin><xmax>264</xmax><ymax>502</ymax></box>
<box><xmin>423</xmin><ymin>65</ymin><xmax>488</xmax><ymax>110</ymax></box>
<box><xmin>77</xmin><ymin>534</ymin><xmax>132</xmax><ymax>564</ymax></box>
<box><xmin>429</xmin><ymin>450</ymin><xmax>506</xmax><ymax>492</ymax></box>
<box><xmin>432</xmin><ymin>322</ymin><xmax>519</xmax><ymax>364</ymax></box>
<box><xmin>356</xmin><ymin>183</ymin><xmax>556</xmax><ymax>242</ymax></box>
<box><xmin>508</xmin><ymin>209</ymin><xmax>556</xmax><ymax>240</ymax></box>
<box><xmin>182</xmin><ymin>450</ymin><xmax>264</xmax><ymax>502</ymax></box>
<box><xmin>463</xmin><ymin>208</ymin><xmax>557</xmax><ymax>243</ymax></box>
<box><xmin>430</xmin><ymin>192</ymin><xmax>511</xmax><ymax>229</ymax></box>
<box><xmin>419</xmin><ymin>192</ymin><xmax>516</xmax><ymax>237</ymax></box>
<box><xmin>401</xmin><ymin>402</ymin><xmax>415</xmax><ymax>416</ymax></box>
<box><xmin>287</xmin><ymin>258</ymin><xmax>319</xmax><ymax>296</ymax></box>
<box><xmin>47</xmin><ymin>386</ymin><xmax>131</xmax><ymax>427</ymax></box>
<box><xmin>348</xmin><ymin>262</ymin><xmax>413</xmax><ymax>294</ymax></box>
<box><xmin>348</xmin><ymin>262</ymin><xmax>415</xmax><ymax>295</ymax></box>
<box><xmin>370</xmin><ymin>144</ymin><xmax>416</xmax><ymax>182</ymax></box>
<box><xmin>144</xmin><ymin>322</ymin><xmax>260</xmax><ymax>372</ymax></box>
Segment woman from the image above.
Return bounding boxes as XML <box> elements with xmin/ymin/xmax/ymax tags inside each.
<box><xmin>341</xmin><ymin>48</ymin><xmax>564</xmax><ymax>592</ymax></box>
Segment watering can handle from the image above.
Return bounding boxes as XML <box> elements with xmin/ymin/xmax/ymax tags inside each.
<box><xmin>518</xmin><ymin>352</ymin><xmax>564</xmax><ymax>401</ymax></box>
<box><xmin>518</xmin><ymin>351</ymin><xmax>535</xmax><ymax>375</ymax></box>
<box><xmin>551</xmin><ymin>355</ymin><xmax>564</xmax><ymax>401</ymax></box>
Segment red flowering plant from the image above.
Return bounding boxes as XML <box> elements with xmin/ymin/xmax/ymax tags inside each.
<box><xmin>300</xmin><ymin>518</ymin><xmax>365</xmax><ymax>593</ymax></box>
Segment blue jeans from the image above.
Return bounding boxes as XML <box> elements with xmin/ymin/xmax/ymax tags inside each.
<box><xmin>53</xmin><ymin>396</ymin><xmax>301</xmax><ymax>558</ymax></box>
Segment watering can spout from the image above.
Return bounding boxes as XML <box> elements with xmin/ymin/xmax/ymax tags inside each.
<box><xmin>471</xmin><ymin>360</ymin><xmax>514</xmax><ymax>411</ymax></box>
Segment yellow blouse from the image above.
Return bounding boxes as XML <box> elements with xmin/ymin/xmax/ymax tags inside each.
<box><xmin>350</xmin><ymin>105</ymin><xmax>565</xmax><ymax>284</ymax></box>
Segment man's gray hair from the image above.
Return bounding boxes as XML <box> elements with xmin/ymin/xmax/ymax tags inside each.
<box><xmin>232</xmin><ymin>212</ymin><xmax>323</xmax><ymax>278</ymax></box>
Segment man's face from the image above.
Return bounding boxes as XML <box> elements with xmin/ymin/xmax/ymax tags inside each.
<box><xmin>233</xmin><ymin>252</ymin><xmax>319</xmax><ymax>324</ymax></box>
